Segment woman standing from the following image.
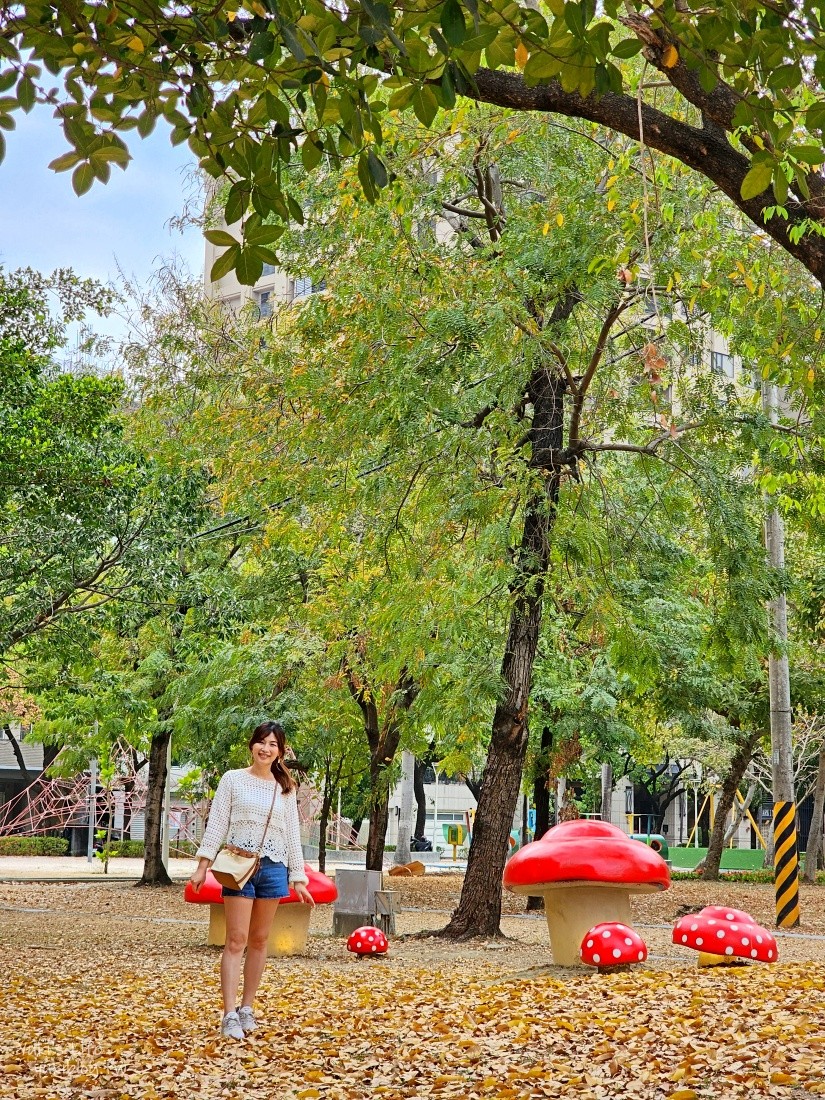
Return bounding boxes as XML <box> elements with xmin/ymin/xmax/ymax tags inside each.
<box><xmin>189</xmin><ymin>721</ymin><xmax>315</xmax><ymax>1039</ymax></box>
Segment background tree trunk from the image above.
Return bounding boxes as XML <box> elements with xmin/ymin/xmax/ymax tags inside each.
<box><xmin>526</xmin><ymin>724</ymin><xmax>553</xmax><ymax>912</ymax></box>
<box><xmin>803</xmin><ymin>742</ymin><xmax>825</xmax><ymax>883</ymax></box>
<box><xmin>413</xmin><ymin>758</ymin><xmax>427</xmax><ymax>838</ymax></box>
<box><xmin>137</xmin><ymin>729</ymin><xmax>172</xmax><ymax>886</ymax></box>
<box><xmin>600</xmin><ymin>761</ymin><xmax>613</xmax><ymax>824</ymax></box>
<box><xmin>442</xmin><ymin>365</ymin><xmax>564</xmax><ymax>937</ymax></box>
<box><xmin>393</xmin><ymin>750</ymin><xmax>415</xmax><ymax>865</ymax></box>
<box><xmin>699</xmin><ymin>730</ymin><xmax>760</xmax><ymax>881</ymax></box>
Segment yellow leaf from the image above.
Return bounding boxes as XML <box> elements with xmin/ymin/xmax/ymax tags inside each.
<box><xmin>744</xmin><ymin>275</ymin><xmax>755</xmax><ymax>292</ymax></box>
<box><xmin>662</xmin><ymin>44</ymin><xmax>679</xmax><ymax>67</ymax></box>
<box><xmin>667</xmin><ymin>1091</ymin><xmax>697</xmax><ymax>1100</ymax></box>
<box><xmin>815</xmin><ymin>328</ymin><xmax>822</xmax><ymax>341</ymax></box>
<box><xmin>808</xmin><ymin>368</ymin><xmax>815</xmax><ymax>382</ymax></box>
<box><xmin>542</xmin><ymin>222</ymin><xmax>550</xmax><ymax>235</ymax></box>
<box><xmin>515</xmin><ymin>42</ymin><xmax>529</xmax><ymax>70</ymax></box>
<box><xmin>296</xmin><ymin>1091</ymin><xmax>321</xmax><ymax>1099</ymax></box>
<box><xmin>127</xmin><ymin>35</ymin><xmax>145</xmax><ymax>51</ymax></box>
<box><xmin>770</xmin><ymin>1074</ymin><xmax>794</xmax><ymax>1085</ymax></box>
<box><xmin>556</xmin><ymin>212</ymin><xmax>564</xmax><ymax>226</ymax></box>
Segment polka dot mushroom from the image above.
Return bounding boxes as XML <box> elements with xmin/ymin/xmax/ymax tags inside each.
<box><xmin>580</xmin><ymin>922</ymin><xmax>648</xmax><ymax>972</ymax></box>
<box><xmin>346</xmin><ymin>925</ymin><xmax>389</xmax><ymax>958</ymax></box>
<box><xmin>672</xmin><ymin>905</ymin><xmax>778</xmax><ymax>968</ymax></box>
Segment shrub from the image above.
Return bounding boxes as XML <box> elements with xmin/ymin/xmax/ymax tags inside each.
<box><xmin>0</xmin><ymin>836</ymin><xmax>69</xmax><ymax>856</ymax></box>
<box><xmin>99</xmin><ymin>839</ymin><xmax>144</xmax><ymax>858</ymax></box>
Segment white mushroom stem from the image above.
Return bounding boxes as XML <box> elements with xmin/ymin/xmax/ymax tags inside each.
<box><xmin>509</xmin><ymin>880</ymin><xmax>657</xmax><ymax>966</ymax></box>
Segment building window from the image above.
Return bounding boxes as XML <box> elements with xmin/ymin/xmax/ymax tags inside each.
<box><xmin>291</xmin><ymin>276</ymin><xmax>326</xmax><ymax>301</ymax></box>
<box><xmin>262</xmin><ymin>263</ymin><xmax>276</xmax><ymax>276</ymax></box>
<box><xmin>255</xmin><ymin>290</ymin><xmax>273</xmax><ymax>319</ymax></box>
<box><xmin>711</xmin><ymin>350</ymin><xmax>734</xmax><ymax>377</ymax></box>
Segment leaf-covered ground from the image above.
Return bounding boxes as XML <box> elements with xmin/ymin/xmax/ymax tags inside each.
<box><xmin>1</xmin><ymin>874</ymin><xmax>824</xmax><ymax>1099</ymax></box>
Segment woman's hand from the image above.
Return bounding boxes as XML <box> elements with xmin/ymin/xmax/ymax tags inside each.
<box><xmin>292</xmin><ymin>882</ymin><xmax>315</xmax><ymax>907</ymax></box>
<box><xmin>188</xmin><ymin>859</ymin><xmax>209</xmax><ymax>894</ymax></box>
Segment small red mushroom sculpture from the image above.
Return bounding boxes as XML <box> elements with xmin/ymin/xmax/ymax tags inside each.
<box><xmin>672</xmin><ymin>905</ymin><xmax>778</xmax><ymax>968</ymax></box>
<box><xmin>503</xmin><ymin>819</ymin><xmax>670</xmax><ymax>966</ymax></box>
<box><xmin>346</xmin><ymin>925</ymin><xmax>389</xmax><ymax>958</ymax></box>
<box><xmin>580</xmin><ymin>922</ymin><xmax>648</xmax><ymax>972</ymax></box>
<box><xmin>185</xmin><ymin>866</ymin><xmax>337</xmax><ymax>956</ymax></box>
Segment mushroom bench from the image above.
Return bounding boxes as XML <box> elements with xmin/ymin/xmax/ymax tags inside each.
<box><xmin>503</xmin><ymin>819</ymin><xmax>670</xmax><ymax>967</ymax></box>
<box><xmin>185</xmin><ymin>866</ymin><xmax>337</xmax><ymax>956</ymax></box>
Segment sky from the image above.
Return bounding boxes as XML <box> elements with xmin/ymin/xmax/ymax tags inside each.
<box><xmin>0</xmin><ymin>105</ymin><xmax>205</xmax><ymax>341</ymax></box>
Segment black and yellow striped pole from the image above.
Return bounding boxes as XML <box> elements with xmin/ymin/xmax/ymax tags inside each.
<box><xmin>773</xmin><ymin>801</ymin><xmax>800</xmax><ymax>929</ymax></box>
<box><xmin>763</xmin><ymin>381</ymin><xmax>801</xmax><ymax>930</ymax></box>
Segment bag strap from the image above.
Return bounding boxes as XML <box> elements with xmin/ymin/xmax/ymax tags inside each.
<box><xmin>256</xmin><ymin>784</ymin><xmax>279</xmax><ymax>857</ymax></box>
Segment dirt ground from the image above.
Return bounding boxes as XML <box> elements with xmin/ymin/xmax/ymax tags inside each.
<box><xmin>0</xmin><ymin>874</ymin><xmax>824</xmax><ymax>1100</ymax></box>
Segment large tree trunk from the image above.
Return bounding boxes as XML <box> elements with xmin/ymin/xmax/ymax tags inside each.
<box><xmin>699</xmin><ymin>730</ymin><xmax>760</xmax><ymax>881</ymax></box>
<box><xmin>317</xmin><ymin>761</ymin><xmax>332</xmax><ymax>875</ymax></box>
<box><xmin>137</xmin><ymin>729</ymin><xmax>172</xmax><ymax>887</ymax></box>
<box><xmin>803</xmin><ymin>742</ymin><xmax>825</xmax><ymax>883</ymax></box>
<box><xmin>4</xmin><ymin>725</ymin><xmax>34</xmax><ymax>784</ymax></box>
<box><xmin>365</xmin><ymin>766</ymin><xmax>391</xmax><ymax>871</ymax></box>
<box><xmin>442</xmin><ymin>364</ymin><xmax>564</xmax><ymax>938</ymax></box>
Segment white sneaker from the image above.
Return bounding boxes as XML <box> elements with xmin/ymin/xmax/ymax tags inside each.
<box><xmin>221</xmin><ymin>1011</ymin><xmax>245</xmax><ymax>1040</ymax></box>
<box><xmin>237</xmin><ymin>1006</ymin><xmax>258</xmax><ymax>1034</ymax></box>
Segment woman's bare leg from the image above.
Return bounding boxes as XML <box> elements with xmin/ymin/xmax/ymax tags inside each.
<box><xmin>240</xmin><ymin>899</ymin><xmax>280</xmax><ymax>1008</ymax></box>
<box><xmin>221</xmin><ymin>897</ymin><xmax>254</xmax><ymax>1015</ymax></box>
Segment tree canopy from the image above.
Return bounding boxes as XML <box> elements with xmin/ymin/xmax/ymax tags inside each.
<box><xmin>4</xmin><ymin>3</ymin><xmax>825</xmax><ymax>286</ymax></box>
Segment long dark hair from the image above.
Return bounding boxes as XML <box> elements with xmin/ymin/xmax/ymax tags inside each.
<box><xmin>249</xmin><ymin>721</ymin><xmax>296</xmax><ymax>793</ymax></box>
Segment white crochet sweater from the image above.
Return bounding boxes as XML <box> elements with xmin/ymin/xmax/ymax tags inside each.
<box><xmin>196</xmin><ymin>769</ymin><xmax>308</xmax><ymax>884</ymax></box>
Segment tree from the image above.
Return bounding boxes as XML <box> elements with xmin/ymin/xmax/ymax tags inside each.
<box><xmin>6</xmin><ymin>4</ymin><xmax>825</xmax><ymax>293</ymax></box>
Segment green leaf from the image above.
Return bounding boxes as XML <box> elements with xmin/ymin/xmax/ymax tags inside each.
<box><xmin>224</xmin><ymin>183</ymin><xmax>249</xmax><ymax>225</ymax></box>
<box><xmin>792</xmin><ymin>143</ymin><xmax>825</xmax><ymax>166</ymax></box>
<box><xmin>612</xmin><ymin>38</ymin><xmax>643</xmax><ymax>58</ymax></box>
<box><xmin>0</xmin><ymin>131</ymin><xmax>5</xmax><ymax>165</ymax></box>
<box><xmin>72</xmin><ymin>162</ymin><xmax>94</xmax><ymax>196</ymax></box>
<box><xmin>357</xmin><ymin>150</ymin><xmax>378</xmax><ymax>202</ymax></box>
<box><xmin>301</xmin><ymin>136</ymin><xmax>324</xmax><ymax>171</ymax></box>
<box><xmin>740</xmin><ymin>162</ymin><xmax>773</xmax><ymax>201</ymax></box>
<box><xmin>806</xmin><ymin>103</ymin><xmax>825</xmax><ymax>133</ymax></box>
<box><xmin>367</xmin><ymin>148</ymin><xmax>388</xmax><ymax>188</ymax></box>
<box><xmin>17</xmin><ymin>75</ymin><xmax>35</xmax><ymax>113</ymax></box>
<box><xmin>248</xmin><ymin>31</ymin><xmax>275</xmax><ymax>62</ymax></box>
<box><xmin>209</xmin><ymin>243</ymin><xmax>240</xmax><ymax>282</ymax></box>
<box><xmin>48</xmin><ymin>151</ymin><xmax>81</xmax><ymax>172</ymax></box>
<box><xmin>136</xmin><ymin>110</ymin><xmax>156</xmax><ymax>138</ymax></box>
<box><xmin>441</xmin><ymin>0</ymin><xmax>466</xmax><ymax>48</ymax></box>
<box><xmin>523</xmin><ymin>50</ymin><xmax>561</xmax><ymax>85</ymax></box>
<box><xmin>236</xmin><ymin>248</ymin><xmax>263</xmax><ymax>285</ymax></box>
<box><xmin>204</xmin><ymin>229</ymin><xmax>238</xmax><ymax>247</ymax></box>
<box><xmin>411</xmin><ymin>85</ymin><xmax>438</xmax><ymax>127</ymax></box>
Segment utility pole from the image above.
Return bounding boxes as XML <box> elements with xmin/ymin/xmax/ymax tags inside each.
<box><xmin>763</xmin><ymin>380</ymin><xmax>800</xmax><ymax>928</ymax></box>
<box><xmin>161</xmin><ymin>735</ymin><xmax>172</xmax><ymax>872</ymax></box>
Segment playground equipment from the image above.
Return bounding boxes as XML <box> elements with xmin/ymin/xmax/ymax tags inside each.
<box><xmin>673</xmin><ymin>905</ymin><xmax>778</xmax><ymax>967</ymax></box>
<box><xmin>503</xmin><ymin>818</ymin><xmax>670</xmax><ymax>966</ymax></box>
<box><xmin>346</xmin><ymin>925</ymin><xmax>389</xmax><ymax>957</ymax></box>
<box><xmin>184</xmin><ymin>866</ymin><xmax>337</xmax><ymax>955</ymax></box>
<box><xmin>631</xmin><ymin>832</ymin><xmax>669</xmax><ymax>859</ymax></box>
<box><xmin>443</xmin><ymin>823</ymin><xmax>466</xmax><ymax>861</ymax></box>
<box><xmin>580</xmin><ymin>922</ymin><xmax>648</xmax><ymax>971</ymax></box>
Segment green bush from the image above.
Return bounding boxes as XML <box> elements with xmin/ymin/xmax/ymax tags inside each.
<box><xmin>671</xmin><ymin>868</ymin><xmax>825</xmax><ymax>885</ymax></box>
<box><xmin>0</xmin><ymin>836</ymin><xmax>69</xmax><ymax>856</ymax></box>
<box><xmin>99</xmin><ymin>839</ymin><xmax>144</xmax><ymax>858</ymax></box>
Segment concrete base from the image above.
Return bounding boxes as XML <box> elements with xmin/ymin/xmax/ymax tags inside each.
<box><xmin>207</xmin><ymin>903</ymin><xmax>312</xmax><ymax>956</ymax></box>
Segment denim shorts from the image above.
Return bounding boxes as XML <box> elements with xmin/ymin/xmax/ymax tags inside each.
<box><xmin>221</xmin><ymin>857</ymin><xmax>290</xmax><ymax>900</ymax></box>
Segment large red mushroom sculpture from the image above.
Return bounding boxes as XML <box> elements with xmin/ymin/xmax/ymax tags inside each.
<box><xmin>672</xmin><ymin>905</ymin><xmax>778</xmax><ymax>968</ymax></box>
<box><xmin>503</xmin><ymin>819</ymin><xmax>670</xmax><ymax>966</ymax></box>
<box><xmin>185</xmin><ymin>866</ymin><xmax>337</xmax><ymax>956</ymax></box>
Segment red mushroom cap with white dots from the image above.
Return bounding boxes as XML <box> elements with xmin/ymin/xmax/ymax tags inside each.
<box><xmin>672</xmin><ymin>906</ymin><xmax>778</xmax><ymax>962</ymax></box>
<box><xmin>580</xmin><ymin>922</ymin><xmax>648</xmax><ymax>968</ymax></box>
<box><xmin>346</xmin><ymin>925</ymin><xmax>389</xmax><ymax>956</ymax></box>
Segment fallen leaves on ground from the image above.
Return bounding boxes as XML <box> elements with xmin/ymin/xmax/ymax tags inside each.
<box><xmin>0</xmin><ymin>877</ymin><xmax>824</xmax><ymax>1099</ymax></box>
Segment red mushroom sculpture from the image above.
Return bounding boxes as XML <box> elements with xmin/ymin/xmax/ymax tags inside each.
<box><xmin>185</xmin><ymin>866</ymin><xmax>337</xmax><ymax>956</ymax></box>
<box><xmin>346</xmin><ymin>925</ymin><xmax>389</xmax><ymax>957</ymax></box>
<box><xmin>672</xmin><ymin>905</ymin><xmax>778</xmax><ymax>967</ymax></box>
<box><xmin>503</xmin><ymin>819</ymin><xmax>670</xmax><ymax>966</ymax></box>
<box><xmin>580</xmin><ymin>922</ymin><xmax>648</xmax><ymax>971</ymax></box>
